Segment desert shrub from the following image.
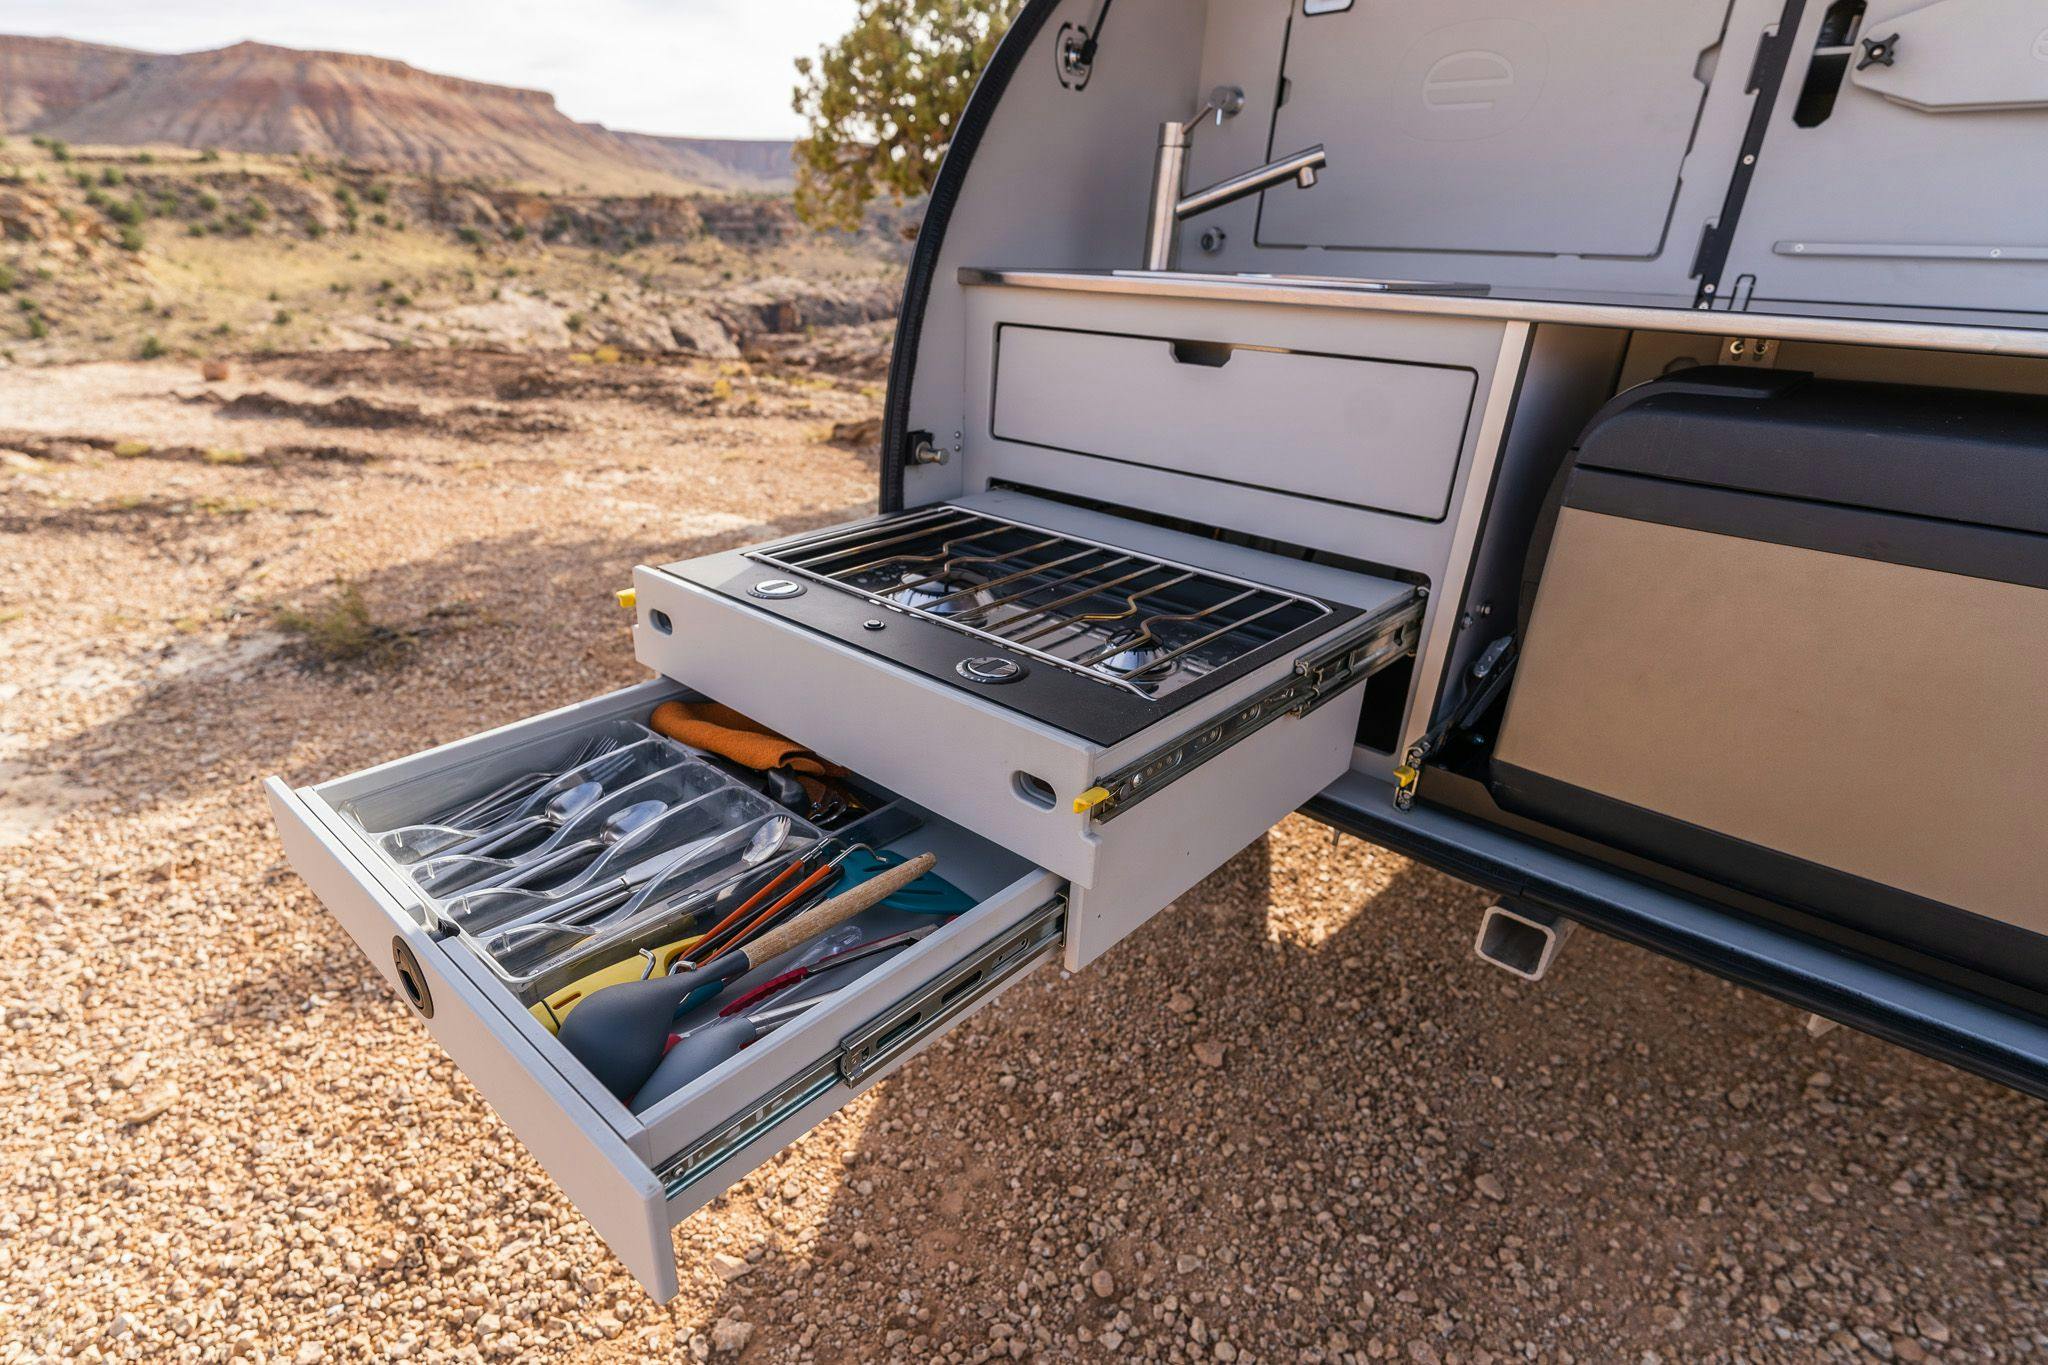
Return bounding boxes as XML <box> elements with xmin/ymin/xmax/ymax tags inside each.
<box><xmin>276</xmin><ymin>584</ymin><xmax>410</xmax><ymax>667</ymax></box>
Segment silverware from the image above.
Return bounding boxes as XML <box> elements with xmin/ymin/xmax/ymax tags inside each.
<box><xmin>429</xmin><ymin>734</ymin><xmax>623</xmax><ymax>829</ymax></box>
<box><xmin>480</xmin><ymin>814</ymin><xmax>798</xmax><ymax>955</ymax></box>
<box><xmin>466</xmin><ymin>798</ymin><xmax>671</xmax><ymax>892</ymax></box>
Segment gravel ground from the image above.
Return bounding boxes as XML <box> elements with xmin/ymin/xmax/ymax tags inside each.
<box><xmin>2</xmin><ymin>353</ymin><xmax>2045</xmax><ymax>1364</ymax></box>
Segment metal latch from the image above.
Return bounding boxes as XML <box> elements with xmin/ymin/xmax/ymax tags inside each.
<box><xmin>656</xmin><ymin>897</ymin><xmax>1066</xmax><ymax>1198</ymax></box>
<box><xmin>1080</xmin><ymin>594</ymin><xmax>1425</xmax><ymax>824</ymax></box>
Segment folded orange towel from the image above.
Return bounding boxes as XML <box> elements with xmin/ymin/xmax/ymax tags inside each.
<box><xmin>648</xmin><ymin>701</ymin><xmax>851</xmax><ymax>806</ymax></box>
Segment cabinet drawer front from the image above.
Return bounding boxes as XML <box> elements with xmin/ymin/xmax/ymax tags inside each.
<box><xmin>991</xmin><ymin>323</ymin><xmax>1477</xmax><ymax>521</ymax></box>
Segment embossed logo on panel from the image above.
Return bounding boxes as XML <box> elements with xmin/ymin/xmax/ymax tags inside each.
<box><xmin>1398</xmin><ymin>20</ymin><xmax>1548</xmax><ymax>141</ymax></box>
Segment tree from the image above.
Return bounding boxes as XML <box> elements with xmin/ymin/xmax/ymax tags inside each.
<box><xmin>792</xmin><ymin>0</ymin><xmax>1022</xmax><ymax>230</ymax></box>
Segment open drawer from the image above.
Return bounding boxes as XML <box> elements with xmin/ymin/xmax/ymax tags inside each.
<box><xmin>267</xmin><ymin>679</ymin><xmax>1064</xmax><ymax>1300</ymax></box>
<box><xmin>632</xmin><ymin>489</ymin><xmax>1423</xmax><ymax>967</ymax></box>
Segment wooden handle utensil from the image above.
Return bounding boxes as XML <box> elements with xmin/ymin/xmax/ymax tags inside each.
<box><xmin>556</xmin><ymin>853</ymin><xmax>938</xmax><ymax>1101</ymax></box>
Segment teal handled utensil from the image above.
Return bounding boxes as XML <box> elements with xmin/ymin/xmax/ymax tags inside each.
<box><xmin>556</xmin><ymin>851</ymin><xmax>938</xmax><ymax>1101</ymax></box>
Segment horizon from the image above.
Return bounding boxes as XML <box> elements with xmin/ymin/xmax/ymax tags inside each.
<box><xmin>0</xmin><ymin>0</ymin><xmax>861</xmax><ymax>141</ymax></box>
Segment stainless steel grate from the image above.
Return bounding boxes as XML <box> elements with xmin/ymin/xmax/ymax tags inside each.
<box><xmin>750</xmin><ymin>506</ymin><xmax>1332</xmax><ymax>699</ymax></box>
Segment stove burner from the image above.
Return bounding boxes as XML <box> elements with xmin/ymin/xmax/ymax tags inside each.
<box><xmin>1097</xmin><ymin>631</ymin><xmax>1177</xmax><ymax>681</ymax></box>
<box><xmin>888</xmin><ymin>574</ymin><xmax>989</xmax><ymax>618</ymax></box>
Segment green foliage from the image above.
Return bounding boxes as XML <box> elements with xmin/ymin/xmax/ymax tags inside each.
<box><xmin>276</xmin><ymin>583</ymin><xmax>410</xmax><ymax>667</ymax></box>
<box><xmin>138</xmin><ymin>334</ymin><xmax>166</xmax><ymax>360</ymax></box>
<box><xmin>117</xmin><ymin>225</ymin><xmax>145</xmax><ymax>253</ymax></box>
<box><xmin>791</xmin><ymin>0</ymin><xmax>1020</xmax><ymax>229</ymax></box>
<box><xmin>0</xmin><ymin>264</ymin><xmax>14</xmax><ymax>292</ymax></box>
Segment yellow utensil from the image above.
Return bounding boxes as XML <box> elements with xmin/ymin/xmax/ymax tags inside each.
<box><xmin>531</xmin><ymin>933</ymin><xmax>708</xmax><ymax>1033</ymax></box>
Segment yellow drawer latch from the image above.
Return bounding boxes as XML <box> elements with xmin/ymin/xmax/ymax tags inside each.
<box><xmin>1072</xmin><ymin>786</ymin><xmax>1112</xmax><ymax>815</ymax></box>
<box><xmin>615</xmin><ymin>588</ymin><xmax>637</xmax><ymax>610</ymax></box>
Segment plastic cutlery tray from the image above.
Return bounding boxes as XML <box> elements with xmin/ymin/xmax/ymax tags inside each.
<box><xmin>337</xmin><ymin>721</ymin><xmax>822</xmax><ymax>994</ymax></box>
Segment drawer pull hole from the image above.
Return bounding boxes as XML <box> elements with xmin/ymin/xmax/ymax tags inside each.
<box><xmin>1169</xmin><ymin>339</ymin><xmax>1235</xmax><ymax>368</ymax></box>
<box><xmin>1012</xmin><ymin>771</ymin><xmax>1057</xmax><ymax>810</ymax></box>
<box><xmin>648</xmin><ymin>609</ymin><xmax>674</xmax><ymax>635</ymax></box>
<box><xmin>391</xmin><ymin>937</ymin><xmax>434</xmax><ymax>1019</ymax></box>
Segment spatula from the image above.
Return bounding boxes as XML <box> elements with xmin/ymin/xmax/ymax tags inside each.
<box><xmin>556</xmin><ymin>851</ymin><xmax>937</xmax><ymax>1100</ymax></box>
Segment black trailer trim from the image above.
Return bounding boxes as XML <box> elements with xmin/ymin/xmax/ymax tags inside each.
<box><xmin>1488</xmin><ymin>760</ymin><xmax>2048</xmax><ymax>1002</ymax></box>
<box><xmin>881</xmin><ymin>0</ymin><xmax>1063</xmax><ymax>513</ymax></box>
<box><xmin>1303</xmin><ymin>772</ymin><xmax>2048</xmax><ymax>1104</ymax></box>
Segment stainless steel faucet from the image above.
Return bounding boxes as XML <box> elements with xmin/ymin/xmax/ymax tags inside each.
<box><xmin>1143</xmin><ymin>85</ymin><xmax>1327</xmax><ymax>272</ymax></box>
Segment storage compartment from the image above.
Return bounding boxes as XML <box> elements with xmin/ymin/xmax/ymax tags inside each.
<box><xmin>989</xmin><ymin>323</ymin><xmax>1476</xmax><ymax>520</ymax></box>
<box><xmin>1493</xmin><ymin>369</ymin><xmax>2048</xmax><ymax>980</ymax></box>
<box><xmin>269</xmin><ymin>680</ymin><xmax>1064</xmax><ymax>1300</ymax></box>
<box><xmin>268</xmin><ymin>487</ymin><xmax>1421</xmax><ymax>1296</ymax></box>
<box><xmin>1720</xmin><ymin>0</ymin><xmax>2048</xmax><ymax>319</ymax></box>
<box><xmin>631</xmin><ymin>488</ymin><xmax>1423</xmax><ymax>966</ymax></box>
<box><xmin>1261</xmin><ymin>0</ymin><xmax>1735</xmax><ymax>259</ymax></box>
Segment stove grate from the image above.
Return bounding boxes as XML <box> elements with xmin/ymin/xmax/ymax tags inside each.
<box><xmin>749</xmin><ymin>507</ymin><xmax>1332</xmax><ymax>700</ymax></box>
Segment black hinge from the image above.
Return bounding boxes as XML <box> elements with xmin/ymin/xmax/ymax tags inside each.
<box><xmin>1691</xmin><ymin>0</ymin><xmax>1809</xmax><ymax>308</ymax></box>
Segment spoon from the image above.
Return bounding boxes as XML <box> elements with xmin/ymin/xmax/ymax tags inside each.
<box><xmin>429</xmin><ymin>734</ymin><xmax>625</xmax><ymax>830</ymax></box>
<box><xmin>417</xmin><ymin>780</ymin><xmax>607</xmax><ymax>875</ymax></box>
<box><xmin>469</xmin><ymin>798</ymin><xmax>672</xmax><ymax>892</ymax></box>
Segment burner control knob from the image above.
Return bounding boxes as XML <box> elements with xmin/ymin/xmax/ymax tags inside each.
<box><xmin>749</xmin><ymin>578</ymin><xmax>805</xmax><ymax>600</ymax></box>
<box><xmin>957</xmin><ymin>656</ymin><xmax>1027</xmax><ymax>685</ymax></box>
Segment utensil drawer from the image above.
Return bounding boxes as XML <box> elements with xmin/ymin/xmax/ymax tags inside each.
<box><xmin>267</xmin><ymin>680</ymin><xmax>1064</xmax><ymax>1301</ymax></box>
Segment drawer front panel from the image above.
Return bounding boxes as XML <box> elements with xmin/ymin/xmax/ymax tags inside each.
<box><xmin>991</xmin><ymin>323</ymin><xmax>1477</xmax><ymax>521</ymax></box>
<box><xmin>266</xmin><ymin>777</ymin><xmax>678</xmax><ymax>1300</ymax></box>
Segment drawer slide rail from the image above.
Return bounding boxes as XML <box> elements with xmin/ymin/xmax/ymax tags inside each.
<box><xmin>1080</xmin><ymin>594</ymin><xmax>1424</xmax><ymax>824</ymax></box>
<box><xmin>657</xmin><ymin>897</ymin><xmax>1067</xmax><ymax>1197</ymax></box>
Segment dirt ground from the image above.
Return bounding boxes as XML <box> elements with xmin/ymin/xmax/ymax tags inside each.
<box><xmin>2</xmin><ymin>350</ymin><xmax>2045</xmax><ymax>1365</ymax></box>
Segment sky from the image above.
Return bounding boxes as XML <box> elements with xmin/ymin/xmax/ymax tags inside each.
<box><xmin>0</xmin><ymin>0</ymin><xmax>863</xmax><ymax>139</ymax></box>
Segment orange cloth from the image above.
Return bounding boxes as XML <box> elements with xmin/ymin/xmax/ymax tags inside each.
<box><xmin>648</xmin><ymin>702</ymin><xmax>851</xmax><ymax>805</ymax></box>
